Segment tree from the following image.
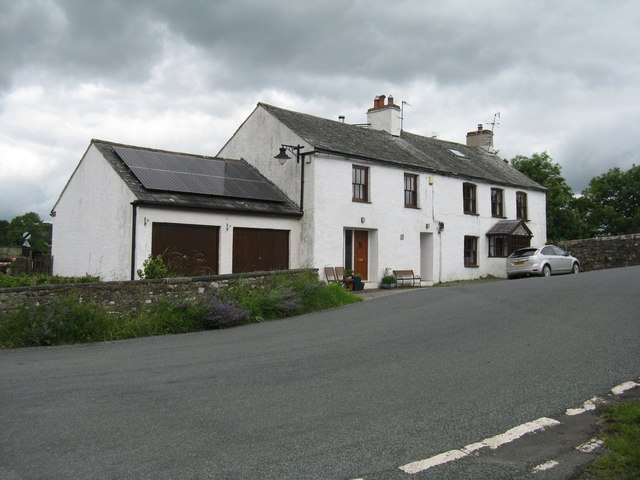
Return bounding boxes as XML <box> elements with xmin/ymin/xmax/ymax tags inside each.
<box><xmin>509</xmin><ymin>152</ymin><xmax>584</xmax><ymax>241</ymax></box>
<box><xmin>579</xmin><ymin>164</ymin><xmax>640</xmax><ymax>237</ymax></box>
<box><xmin>6</xmin><ymin>212</ymin><xmax>52</xmax><ymax>253</ymax></box>
<box><xmin>0</xmin><ymin>220</ymin><xmax>9</xmax><ymax>246</ymax></box>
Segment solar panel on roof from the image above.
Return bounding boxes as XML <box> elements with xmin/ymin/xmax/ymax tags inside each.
<box><xmin>113</xmin><ymin>146</ymin><xmax>287</xmax><ymax>202</ymax></box>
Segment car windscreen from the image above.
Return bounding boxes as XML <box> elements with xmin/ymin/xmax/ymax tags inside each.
<box><xmin>510</xmin><ymin>248</ymin><xmax>537</xmax><ymax>258</ymax></box>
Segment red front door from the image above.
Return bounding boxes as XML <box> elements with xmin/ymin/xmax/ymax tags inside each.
<box><xmin>354</xmin><ymin>230</ymin><xmax>368</xmax><ymax>280</ymax></box>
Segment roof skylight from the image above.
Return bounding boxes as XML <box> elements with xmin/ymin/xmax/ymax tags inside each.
<box><xmin>448</xmin><ymin>149</ymin><xmax>466</xmax><ymax>158</ymax></box>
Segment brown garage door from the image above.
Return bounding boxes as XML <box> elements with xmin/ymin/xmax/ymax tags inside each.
<box><xmin>152</xmin><ymin>223</ymin><xmax>219</xmax><ymax>276</ymax></box>
<box><xmin>233</xmin><ymin>228</ymin><xmax>289</xmax><ymax>273</ymax></box>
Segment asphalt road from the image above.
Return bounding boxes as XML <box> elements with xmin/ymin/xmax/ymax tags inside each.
<box><xmin>1</xmin><ymin>266</ymin><xmax>639</xmax><ymax>480</ymax></box>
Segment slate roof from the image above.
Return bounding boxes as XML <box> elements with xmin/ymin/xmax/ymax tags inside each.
<box><xmin>260</xmin><ymin>103</ymin><xmax>545</xmax><ymax>191</ymax></box>
<box><xmin>92</xmin><ymin>139</ymin><xmax>302</xmax><ymax>217</ymax></box>
<box><xmin>486</xmin><ymin>219</ymin><xmax>533</xmax><ymax>236</ymax></box>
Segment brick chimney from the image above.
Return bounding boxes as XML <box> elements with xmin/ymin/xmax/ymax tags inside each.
<box><xmin>367</xmin><ymin>95</ymin><xmax>401</xmax><ymax>136</ymax></box>
<box><xmin>466</xmin><ymin>124</ymin><xmax>493</xmax><ymax>152</ymax></box>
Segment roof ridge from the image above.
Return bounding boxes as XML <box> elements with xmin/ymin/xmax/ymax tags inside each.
<box><xmin>91</xmin><ymin>138</ymin><xmax>244</xmax><ymax>163</ymax></box>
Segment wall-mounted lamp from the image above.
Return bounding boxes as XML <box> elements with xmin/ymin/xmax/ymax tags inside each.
<box><xmin>360</xmin><ymin>217</ymin><xmax>366</xmax><ymax>224</ymax></box>
<box><xmin>400</xmin><ymin>234</ymin><xmax>405</xmax><ymax>240</ymax></box>
<box><xmin>425</xmin><ymin>223</ymin><xmax>430</xmax><ymax>229</ymax></box>
<box><xmin>273</xmin><ymin>144</ymin><xmax>307</xmax><ymax>211</ymax></box>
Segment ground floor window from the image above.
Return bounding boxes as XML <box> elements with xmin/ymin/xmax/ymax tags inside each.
<box><xmin>488</xmin><ymin>234</ymin><xmax>531</xmax><ymax>257</ymax></box>
<box><xmin>488</xmin><ymin>235</ymin><xmax>509</xmax><ymax>257</ymax></box>
<box><xmin>464</xmin><ymin>236</ymin><xmax>478</xmax><ymax>267</ymax></box>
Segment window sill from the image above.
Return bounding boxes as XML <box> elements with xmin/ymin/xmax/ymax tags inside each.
<box><xmin>464</xmin><ymin>212</ymin><xmax>479</xmax><ymax>216</ymax></box>
<box><xmin>404</xmin><ymin>205</ymin><xmax>420</xmax><ymax>209</ymax></box>
<box><xmin>464</xmin><ymin>264</ymin><xmax>479</xmax><ymax>268</ymax></box>
<box><xmin>492</xmin><ymin>215</ymin><xmax>507</xmax><ymax>219</ymax></box>
<box><xmin>352</xmin><ymin>200</ymin><xmax>371</xmax><ymax>204</ymax></box>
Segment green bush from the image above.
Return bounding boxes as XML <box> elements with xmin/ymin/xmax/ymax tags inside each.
<box><xmin>137</xmin><ymin>255</ymin><xmax>169</xmax><ymax>279</ymax></box>
<box><xmin>119</xmin><ymin>300</ymin><xmax>207</xmax><ymax>338</ymax></box>
<box><xmin>219</xmin><ymin>271</ymin><xmax>360</xmax><ymax>322</ymax></box>
<box><xmin>0</xmin><ymin>297</ymin><xmax>112</xmax><ymax>347</ymax></box>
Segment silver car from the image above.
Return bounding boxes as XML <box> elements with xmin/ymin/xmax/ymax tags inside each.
<box><xmin>507</xmin><ymin>245</ymin><xmax>580</xmax><ymax>279</ymax></box>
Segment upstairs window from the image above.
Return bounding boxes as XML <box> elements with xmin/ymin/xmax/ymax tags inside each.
<box><xmin>463</xmin><ymin>183</ymin><xmax>477</xmax><ymax>214</ymax></box>
<box><xmin>404</xmin><ymin>173</ymin><xmax>418</xmax><ymax>208</ymax></box>
<box><xmin>464</xmin><ymin>236</ymin><xmax>478</xmax><ymax>267</ymax></box>
<box><xmin>352</xmin><ymin>166</ymin><xmax>369</xmax><ymax>202</ymax></box>
<box><xmin>491</xmin><ymin>188</ymin><xmax>504</xmax><ymax>217</ymax></box>
<box><xmin>516</xmin><ymin>191</ymin><xmax>528</xmax><ymax>220</ymax></box>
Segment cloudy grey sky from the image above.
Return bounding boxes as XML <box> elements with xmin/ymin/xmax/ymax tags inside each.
<box><xmin>1</xmin><ymin>0</ymin><xmax>639</xmax><ymax>221</ymax></box>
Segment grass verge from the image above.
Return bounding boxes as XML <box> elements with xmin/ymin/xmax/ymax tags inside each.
<box><xmin>588</xmin><ymin>402</ymin><xmax>640</xmax><ymax>479</ymax></box>
<box><xmin>0</xmin><ymin>271</ymin><xmax>361</xmax><ymax>348</ymax></box>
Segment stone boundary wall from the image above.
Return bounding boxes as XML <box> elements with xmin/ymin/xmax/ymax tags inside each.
<box><xmin>557</xmin><ymin>234</ymin><xmax>640</xmax><ymax>272</ymax></box>
<box><xmin>0</xmin><ymin>269</ymin><xmax>317</xmax><ymax>317</ymax></box>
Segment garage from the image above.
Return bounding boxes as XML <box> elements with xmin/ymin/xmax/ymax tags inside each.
<box><xmin>233</xmin><ymin>228</ymin><xmax>289</xmax><ymax>273</ymax></box>
<box><xmin>152</xmin><ymin>223</ymin><xmax>219</xmax><ymax>276</ymax></box>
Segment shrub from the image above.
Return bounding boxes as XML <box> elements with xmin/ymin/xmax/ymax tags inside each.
<box><xmin>202</xmin><ymin>298</ymin><xmax>250</xmax><ymax>329</ymax></box>
<box><xmin>137</xmin><ymin>255</ymin><xmax>169</xmax><ymax>279</ymax></box>
<box><xmin>0</xmin><ymin>297</ymin><xmax>112</xmax><ymax>347</ymax></box>
<box><xmin>118</xmin><ymin>299</ymin><xmax>206</xmax><ymax>338</ymax></box>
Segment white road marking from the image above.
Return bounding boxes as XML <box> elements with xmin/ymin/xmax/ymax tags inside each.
<box><xmin>532</xmin><ymin>460</ymin><xmax>559</xmax><ymax>472</ymax></box>
<box><xmin>399</xmin><ymin>417</ymin><xmax>560</xmax><ymax>474</ymax></box>
<box><xmin>362</xmin><ymin>380</ymin><xmax>640</xmax><ymax>479</ymax></box>
<box><xmin>566</xmin><ymin>397</ymin><xmax>600</xmax><ymax>416</ymax></box>
<box><xmin>576</xmin><ymin>438</ymin><xmax>604</xmax><ymax>453</ymax></box>
<box><xmin>481</xmin><ymin>418</ymin><xmax>560</xmax><ymax>450</ymax></box>
<box><xmin>611</xmin><ymin>380</ymin><xmax>640</xmax><ymax>396</ymax></box>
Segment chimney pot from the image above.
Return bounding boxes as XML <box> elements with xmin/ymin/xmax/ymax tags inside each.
<box><xmin>388</xmin><ymin>95</ymin><xmax>394</xmax><ymax>106</ymax></box>
<box><xmin>478</xmin><ymin>124</ymin><xmax>483</xmax><ymax>131</ymax></box>
<box><xmin>338</xmin><ymin>115</ymin><xmax>345</xmax><ymax>123</ymax></box>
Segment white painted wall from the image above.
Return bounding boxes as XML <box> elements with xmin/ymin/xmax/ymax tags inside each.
<box><xmin>219</xmin><ymin>105</ymin><xmax>316</xmax><ymax>269</ymax></box>
<box><xmin>52</xmin><ymin>145</ymin><xmax>136</xmax><ymax>280</ymax></box>
<box><xmin>219</xmin><ymin>104</ymin><xmax>547</xmax><ymax>285</ymax></box>
<box><xmin>134</xmin><ymin>206</ymin><xmax>300</xmax><ymax>278</ymax></box>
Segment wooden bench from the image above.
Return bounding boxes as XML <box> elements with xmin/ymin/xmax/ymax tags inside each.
<box><xmin>393</xmin><ymin>269</ymin><xmax>422</xmax><ymax>287</ymax></box>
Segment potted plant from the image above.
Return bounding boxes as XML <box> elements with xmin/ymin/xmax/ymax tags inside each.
<box><xmin>380</xmin><ymin>275</ymin><xmax>397</xmax><ymax>289</ymax></box>
<box><xmin>344</xmin><ymin>269</ymin><xmax>355</xmax><ymax>290</ymax></box>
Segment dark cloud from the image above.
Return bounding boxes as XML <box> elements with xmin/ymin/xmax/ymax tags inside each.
<box><xmin>0</xmin><ymin>0</ymin><xmax>164</xmax><ymax>92</ymax></box>
<box><xmin>1</xmin><ymin>0</ymin><xmax>639</xmax><ymax>220</ymax></box>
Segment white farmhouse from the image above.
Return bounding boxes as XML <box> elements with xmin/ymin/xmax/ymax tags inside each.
<box><xmin>51</xmin><ymin>140</ymin><xmax>302</xmax><ymax>280</ymax></box>
<box><xmin>52</xmin><ymin>96</ymin><xmax>545</xmax><ymax>285</ymax></box>
<box><xmin>218</xmin><ymin>96</ymin><xmax>546</xmax><ymax>284</ymax></box>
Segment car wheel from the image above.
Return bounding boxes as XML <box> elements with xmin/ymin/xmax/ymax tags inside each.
<box><xmin>572</xmin><ymin>263</ymin><xmax>580</xmax><ymax>274</ymax></box>
<box><xmin>543</xmin><ymin>265</ymin><xmax>551</xmax><ymax>277</ymax></box>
